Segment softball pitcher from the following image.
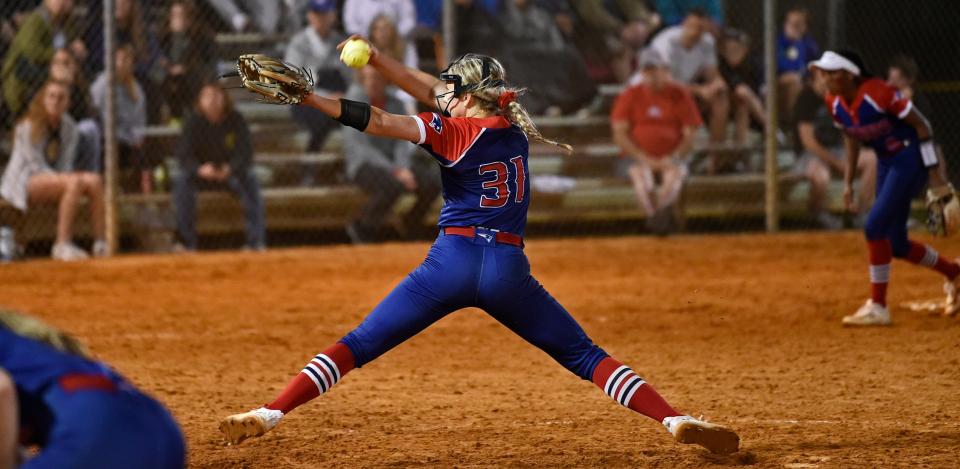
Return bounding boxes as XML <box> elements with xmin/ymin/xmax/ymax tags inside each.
<box><xmin>220</xmin><ymin>39</ymin><xmax>740</xmax><ymax>455</ymax></box>
<box><xmin>809</xmin><ymin>50</ymin><xmax>960</xmax><ymax>326</ymax></box>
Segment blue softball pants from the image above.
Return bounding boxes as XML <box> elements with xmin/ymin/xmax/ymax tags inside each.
<box><xmin>23</xmin><ymin>382</ymin><xmax>185</xmax><ymax>469</ymax></box>
<box><xmin>340</xmin><ymin>228</ymin><xmax>609</xmax><ymax>381</ymax></box>
<box><xmin>863</xmin><ymin>146</ymin><xmax>927</xmax><ymax>257</ymax></box>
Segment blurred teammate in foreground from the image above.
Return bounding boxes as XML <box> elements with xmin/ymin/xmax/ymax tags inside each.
<box><xmin>0</xmin><ymin>309</ymin><xmax>185</xmax><ymax>468</ymax></box>
<box><xmin>219</xmin><ymin>37</ymin><xmax>740</xmax><ymax>455</ymax></box>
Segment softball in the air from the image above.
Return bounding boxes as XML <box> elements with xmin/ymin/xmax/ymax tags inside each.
<box><xmin>340</xmin><ymin>39</ymin><xmax>371</xmax><ymax>68</ymax></box>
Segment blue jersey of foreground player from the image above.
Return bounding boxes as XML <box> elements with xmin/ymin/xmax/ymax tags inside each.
<box><xmin>0</xmin><ymin>328</ymin><xmax>185</xmax><ymax>469</ymax></box>
<box><xmin>412</xmin><ymin>112</ymin><xmax>530</xmax><ymax>236</ymax></box>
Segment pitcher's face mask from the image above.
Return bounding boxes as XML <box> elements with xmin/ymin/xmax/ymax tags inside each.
<box><xmin>436</xmin><ymin>54</ymin><xmax>503</xmax><ymax>117</ymax></box>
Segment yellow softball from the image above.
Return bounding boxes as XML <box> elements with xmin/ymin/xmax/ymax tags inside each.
<box><xmin>340</xmin><ymin>39</ymin><xmax>371</xmax><ymax>68</ymax></box>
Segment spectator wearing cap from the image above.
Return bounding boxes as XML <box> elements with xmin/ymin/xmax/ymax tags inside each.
<box><xmin>284</xmin><ymin>0</ymin><xmax>350</xmax><ymax>160</ymax></box>
<box><xmin>612</xmin><ymin>48</ymin><xmax>702</xmax><ymax>234</ymax></box>
<box><xmin>776</xmin><ymin>6</ymin><xmax>818</xmax><ymax>125</ymax></box>
<box><xmin>646</xmin><ymin>8</ymin><xmax>728</xmax><ymax>173</ymax></box>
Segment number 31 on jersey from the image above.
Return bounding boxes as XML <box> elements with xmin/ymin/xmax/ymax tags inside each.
<box><xmin>479</xmin><ymin>156</ymin><xmax>526</xmax><ymax>208</ymax></box>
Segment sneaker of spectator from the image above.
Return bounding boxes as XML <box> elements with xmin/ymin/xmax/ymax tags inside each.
<box><xmin>644</xmin><ymin>8</ymin><xmax>729</xmax><ymax>173</ymax></box>
<box><xmin>776</xmin><ymin>6</ymin><xmax>818</xmax><ymax>127</ymax></box>
<box><xmin>612</xmin><ymin>48</ymin><xmax>702</xmax><ymax>233</ymax></box>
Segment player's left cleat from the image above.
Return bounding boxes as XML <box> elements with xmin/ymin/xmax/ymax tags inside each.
<box><xmin>841</xmin><ymin>299</ymin><xmax>891</xmax><ymax>326</ymax></box>
<box><xmin>943</xmin><ymin>266</ymin><xmax>960</xmax><ymax>317</ymax></box>
<box><xmin>663</xmin><ymin>415</ymin><xmax>740</xmax><ymax>455</ymax></box>
<box><xmin>219</xmin><ymin>407</ymin><xmax>283</xmax><ymax>445</ymax></box>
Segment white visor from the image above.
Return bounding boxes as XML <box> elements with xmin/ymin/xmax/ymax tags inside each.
<box><xmin>808</xmin><ymin>51</ymin><xmax>861</xmax><ymax>76</ymax></box>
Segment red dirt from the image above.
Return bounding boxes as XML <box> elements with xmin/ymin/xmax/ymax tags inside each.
<box><xmin>2</xmin><ymin>232</ymin><xmax>959</xmax><ymax>468</ymax></box>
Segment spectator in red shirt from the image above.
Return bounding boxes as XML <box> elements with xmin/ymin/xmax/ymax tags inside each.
<box><xmin>611</xmin><ymin>48</ymin><xmax>702</xmax><ymax>233</ymax></box>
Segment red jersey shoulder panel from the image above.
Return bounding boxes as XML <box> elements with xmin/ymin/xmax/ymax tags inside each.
<box><xmin>412</xmin><ymin>112</ymin><xmax>511</xmax><ymax>165</ymax></box>
<box><xmin>860</xmin><ymin>78</ymin><xmax>912</xmax><ymax>118</ymax></box>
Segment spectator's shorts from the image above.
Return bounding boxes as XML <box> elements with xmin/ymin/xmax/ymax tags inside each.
<box><xmin>792</xmin><ymin>146</ymin><xmax>844</xmax><ymax>175</ymax></box>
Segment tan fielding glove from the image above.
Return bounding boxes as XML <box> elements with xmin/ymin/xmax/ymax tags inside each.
<box><xmin>235</xmin><ymin>54</ymin><xmax>313</xmax><ymax>105</ymax></box>
<box><xmin>926</xmin><ymin>183</ymin><xmax>960</xmax><ymax>236</ymax></box>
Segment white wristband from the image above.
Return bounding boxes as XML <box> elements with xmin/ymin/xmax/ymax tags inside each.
<box><xmin>920</xmin><ymin>140</ymin><xmax>938</xmax><ymax>167</ymax></box>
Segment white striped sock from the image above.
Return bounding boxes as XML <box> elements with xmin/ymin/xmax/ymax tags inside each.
<box><xmin>921</xmin><ymin>246</ymin><xmax>939</xmax><ymax>268</ymax></box>
<box><xmin>301</xmin><ymin>354</ymin><xmax>341</xmax><ymax>395</ymax></box>
<box><xmin>603</xmin><ymin>365</ymin><xmax>647</xmax><ymax>408</ymax></box>
<box><xmin>869</xmin><ymin>264</ymin><xmax>890</xmax><ymax>283</ymax></box>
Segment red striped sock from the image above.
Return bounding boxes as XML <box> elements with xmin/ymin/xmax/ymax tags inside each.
<box><xmin>905</xmin><ymin>241</ymin><xmax>960</xmax><ymax>280</ymax></box>
<box><xmin>591</xmin><ymin>357</ymin><xmax>680</xmax><ymax>423</ymax></box>
<box><xmin>266</xmin><ymin>342</ymin><xmax>355</xmax><ymax>414</ymax></box>
<box><xmin>867</xmin><ymin>239</ymin><xmax>892</xmax><ymax>306</ymax></box>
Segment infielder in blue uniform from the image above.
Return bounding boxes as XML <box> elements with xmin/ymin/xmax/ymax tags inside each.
<box><xmin>809</xmin><ymin>50</ymin><xmax>960</xmax><ymax>326</ymax></box>
<box><xmin>220</xmin><ymin>38</ymin><xmax>740</xmax><ymax>455</ymax></box>
<box><xmin>0</xmin><ymin>310</ymin><xmax>185</xmax><ymax>469</ymax></box>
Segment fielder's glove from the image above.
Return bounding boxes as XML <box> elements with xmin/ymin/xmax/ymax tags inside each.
<box><xmin>235</xmin><ymin>54</ymin><xmax>313</xmax><ymax>105</ymax></box>
<box><xmin>926</xmin><ymin>183</ymin><xmax>960</xmax><ymax>237</ymax></box>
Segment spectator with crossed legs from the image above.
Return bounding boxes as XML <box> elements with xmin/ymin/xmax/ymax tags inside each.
<box><xmin>0</xmin><ymin>80</ymin><xmax>105</xmax><ymax>261</ymax></box>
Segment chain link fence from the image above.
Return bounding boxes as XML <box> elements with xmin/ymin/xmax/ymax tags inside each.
<box><xmin>1</xmin><ymin>0</ymin><xmax>956</xmax><ymax>260</ymax></box>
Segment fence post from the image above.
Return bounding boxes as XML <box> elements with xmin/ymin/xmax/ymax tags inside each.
<box><xmin>442</xmin><ymin>0</ymin><xmax>455</xmax><ymax>65</ymax></box>
<box><xmin>103</xmin><ymin>0</ymin><xmax>118</xmax><ymax>254</ymax></box>
<box><xmin>764</xmin><ymin>0</ymin><xmax>779</xmax><ymax>232</ymax></box>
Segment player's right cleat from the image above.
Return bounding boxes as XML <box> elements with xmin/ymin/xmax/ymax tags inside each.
<box><xmin>663</xmin><ymin>415</ymin><xmax>740</xmax><ymax>455</ymax></box>
<box><xmin>943</xmin><ymin>266</ymin><xmax>960</xmax><ymax>317</ymax></box>
<box><xmin>841</xmin><ymin>299</ymin><xmax>891</xmax><ymax>326</ymax></box>
<box><xmin>219</xmin><ymin>407</ymin><xmax>283</xmax><ymax>445</ymax></box>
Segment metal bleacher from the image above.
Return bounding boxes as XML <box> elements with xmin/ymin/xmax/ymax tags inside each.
<box><xmin>1</xmin><ymin>32</ymin><xmax>838</xmax><ymax>251</ymax></box>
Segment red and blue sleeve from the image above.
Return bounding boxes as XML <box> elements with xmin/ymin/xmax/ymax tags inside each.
<box><xmin>411</xmin><ymin>112</ymin><xmax>484</xmax><ymax>166</ymax></box>
<box><xmin>865</xmin><ymin>80</ymin><xmax>912</xmax><ymax>119</ymax></box>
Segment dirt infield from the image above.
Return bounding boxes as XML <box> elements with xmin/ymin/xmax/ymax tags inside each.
<box><xmin>2</xmin><ymin>232</ymin><xmax>960</xmax><ymax>468</ymax></box>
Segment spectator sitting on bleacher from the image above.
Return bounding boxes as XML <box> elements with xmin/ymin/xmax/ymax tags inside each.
<box><xmin>0</xmin><ymin>80</ymin><xmax>106</xmax><ymax>261</ymax></box>
<box><xmin>564</xmin><ymin>0</ymin><xmax>661</xmax><ymax>84</ymax></box>
<box><xmin>0</xmin><ymin>1</ymin><xmax>41</xmax><ymax>82</ymax></box>
<box><xmin>887</xmin><ymin>54</ymin><xmax>947</xmax><ymax>186</ymax></box>
<box><xmin>718</xmin><ymin>28</ymin><xmax>765</xmax><ymax>147</ymax></box>
<box><xmin>2</xmin><ymin>0</ymin><xmax>87</xmax><ymax>123</ymax></box>
<box><xmin>368</xmin><ymin>14</ymin><xmax>418</xmax><ymax>114</ymax></box>
<box><xmin>48</xmin><ymin>47</ymin><xmax>100</xmax><ymax>173</ymax></box>
<box><xmin>91</xmin><ymin>44</ymin><xmax>151</xmax><ymax>194</ymax></box>
<box><xmin>284</xmin><ymin>0</ymin><xmax>349</xmax><ymax>154</ymax></box>
<box><xmin>776</xmin><ymin>6</ymin><xmax>817</xmax><ymax>127</ymax></box>
<box><xmin>343</xmin><ymin>67</ymin><xmax>440</xmax><ymax>244</ymax></box>
<box><xmin>158</xmin><ymin>1</ymin><xmax>216</xmax><ymax>124</ymax></box>
<box><xmin>793</xmin><ymin>68</ymin><xmax>875</xmax><ymax>229</ymax></box>
<box><xmin>612</xmin><ymin>48</ymin><xmax>701</xmax><ymax>234</ymax></box>
<box><xmin>173</xmin><ymin>83</ymin><xmax>265</xmax><ymax>251</ymax></box>
<box><xmin>206</xmin><ymin>0</ymin><xmax>283</xmax><ymax>33</ymax></box>
<box><xmin>498</xmin><ymin>0</ymin><xmax>596</xmax><ymax>115</ymax></box>
<box><xmin>645</xmin><ymin>8</ymin><xmax>728</xmax><ymax>173</ymax></box>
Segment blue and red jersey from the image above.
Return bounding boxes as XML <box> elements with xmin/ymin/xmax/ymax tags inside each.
<box><xmin>825</xmin><ymin>78</ymin><xmax>917</xmax><ymax>157</ymax></box>
<box><xmin>1</xmin><ymin>328</ymin><xmax>122</xmax><ymax>444</ymax></box>
<box><xmin>411</xmin><ymin>112</ymin><xmax>531</xmax><ymax>236</ymax></box>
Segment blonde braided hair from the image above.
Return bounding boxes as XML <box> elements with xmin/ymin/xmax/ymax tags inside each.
<box><xmin>0</xmin><ymin>309</ymin><xmax>89</xmax><ymax>358</ymax></box>
<box><xmin>446</xmin><ymin>54</ymin><xmax>573</xmax><ymax>154</ymax></box>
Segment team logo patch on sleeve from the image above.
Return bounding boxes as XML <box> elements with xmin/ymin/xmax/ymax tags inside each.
<box><xmin>429</xmin><ymin>113</ymin><xmax>443</xmax><ymax>134</ymax></box>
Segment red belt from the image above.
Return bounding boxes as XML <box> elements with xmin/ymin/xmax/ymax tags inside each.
<box><xmin>59</xmin><ymin>373</ymin><xmax>117</xmax><ymax>393</ymax></box>
<box><xmin>444</xmin><ymin>226</ymin><xmax>523</xmax><ymax>247</ymax></box>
